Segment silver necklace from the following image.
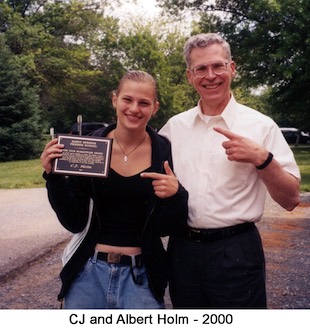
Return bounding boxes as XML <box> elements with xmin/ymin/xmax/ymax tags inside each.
<box><xmin>114</xmin><ymin>132</ymin><xmax>146</xmax><ymax>162</ymax></box>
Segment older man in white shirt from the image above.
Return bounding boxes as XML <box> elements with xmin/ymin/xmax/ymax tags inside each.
<box><xmin>160</xmin><ymin>33</ymin><xmax>300</xmax><ymax>308</ymax></box>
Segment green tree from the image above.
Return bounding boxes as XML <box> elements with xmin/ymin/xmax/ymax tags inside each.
<box><xmin>1</xmin><ymin>1</ymin><xmax>121</xmax><ymax>133</ymax></box>
<box><xmin>0</xmin><ymin>36</ymin><xmax>43</xmax><ymax>161</ymax></box>
<box><xmin>27</xmin><ymin>0</ymin><xmax>117</xmax><ymax>132</ymax></box>
<box><xmin>1</xmin><ymin>0</ymin><xmax>198</xmax><ymax>149</ymax></box>
<box><xmin>116</xmin><ymin>20</ymin><xmax>196</xmax><ymax>128</ymax></box>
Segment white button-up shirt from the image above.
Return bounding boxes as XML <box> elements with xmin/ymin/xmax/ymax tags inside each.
<box><xmin>159</xmin><ymin>95</ymin><xmax>300</xmax><ymax>228</ymax></box>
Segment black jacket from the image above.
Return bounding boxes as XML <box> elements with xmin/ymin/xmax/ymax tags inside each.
<box><xmin>44</xmin><ymin>124</ymin><xmax>188</xmax><ymax>302</ymax></box>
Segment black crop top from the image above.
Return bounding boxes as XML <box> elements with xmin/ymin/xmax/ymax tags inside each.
<box><xmin>96</xmin><ymin>167</ymin><xmax>154</xmax><ymax>247</ymax></box>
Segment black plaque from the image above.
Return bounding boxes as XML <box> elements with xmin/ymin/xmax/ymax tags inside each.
<box><xmin>52</xmin><ymin>134</ymin><xmax>112</xmax><ymax>178</ymax></box>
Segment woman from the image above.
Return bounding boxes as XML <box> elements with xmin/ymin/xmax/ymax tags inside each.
<box><xmin>40</xmin><ymin>70</ymin><xmax>188</xmax><ymax>309</ymax></box>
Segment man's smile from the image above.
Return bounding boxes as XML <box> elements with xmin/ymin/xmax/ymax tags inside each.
<box><xmin>202</xmin><ymin>82</ymin><xmax>222</xmax><ymax>89</ymax></box>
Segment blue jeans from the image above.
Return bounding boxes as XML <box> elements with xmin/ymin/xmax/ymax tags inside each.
<box><xmin>64</xmin><ymin>253</ymin><xmax>164</xmax><ymax>309</ymax></box>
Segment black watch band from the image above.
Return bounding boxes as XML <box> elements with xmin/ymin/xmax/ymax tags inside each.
<box><xmin>256</xmin><ymin>152</ymin><xmax>273</xmax><ymax>170</ymax></box>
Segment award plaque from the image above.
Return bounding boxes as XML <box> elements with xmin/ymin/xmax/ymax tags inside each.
<box><xmin>52</xmin><ymin>134</ymin><xmax>112</xmax><ymax>178</ymax></box>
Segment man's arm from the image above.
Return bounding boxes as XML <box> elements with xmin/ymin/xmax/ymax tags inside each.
<box><xmin>255</xmin><ymin>157</ymin><xmax>300</xmax><ymax>211</ymax></box>
<box><xmin>214</xmin><ymin>127</ymin><xmax>300</xmax><ymax>211</ymax></box>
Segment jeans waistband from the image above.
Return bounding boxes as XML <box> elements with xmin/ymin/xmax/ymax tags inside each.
<box><xmin>188</xmin><ymin>222</ymin><xmax>255</xmax><ymax>243</ymax></box>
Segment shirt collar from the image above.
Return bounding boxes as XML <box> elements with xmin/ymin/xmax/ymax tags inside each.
<box><xmin>191</xmin><ymin>93</ymin><xmax>237</xmax><ymax>129</ymax></box>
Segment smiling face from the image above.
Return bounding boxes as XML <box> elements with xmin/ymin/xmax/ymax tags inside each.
<box><xmin>112</xmin><ymin>80</ymin><xmax>159</xmax><ymax>132</ymax></box>
<box><xmin>186</xmin><ymin>44</ymin><xmax>236</xmax><ymax>115</ymax></box>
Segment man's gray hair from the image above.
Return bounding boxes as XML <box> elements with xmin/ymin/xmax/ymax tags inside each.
<box><xmin>183</xmin><ymin>33</ymin><xmax>232</xmax><ymax>68</ymax></box>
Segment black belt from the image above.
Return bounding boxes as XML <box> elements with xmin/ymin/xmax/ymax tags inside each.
<box><xmin>95</xmin><ymin>251</ymin><xmax>143</xmax><ymax>268</ymax></box>
<box><xmin>188</xmin><ymin>222</ymin><xmax>255</xmax><ymax>243</ymax></box>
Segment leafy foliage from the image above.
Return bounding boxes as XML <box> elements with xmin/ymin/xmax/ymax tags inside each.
<box><xmin>2</xmin><ymin>0</ymin><xmax>309</xmax><ymax>161</ymax></box>
<box><xmin>117</xmin><ymin>22</ymin><xmax>195</xmax><ymax>128</ymax></box>
<box><xmin>0</xmin><ymin>36</ymin><xmax>43</xmax><ymax>161</ymax></box>
<box><xmin>1</xmin><ymin>0</ymin><xmax>197</xmax><ymax>135</ymax></box>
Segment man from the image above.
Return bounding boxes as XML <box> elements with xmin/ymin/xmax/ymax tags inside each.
<box><xmin>160</xmin><ymin>33</ymin><xmax>300</xmax><ymax>308</ymax></box>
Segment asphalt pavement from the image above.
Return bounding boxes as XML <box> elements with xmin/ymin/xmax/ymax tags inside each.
<box><xmin>0</xmin><ymin>188</ymin><xmax>70</xmax><ymax>278</ymax></box>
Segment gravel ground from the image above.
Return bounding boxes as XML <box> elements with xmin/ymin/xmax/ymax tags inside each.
<box><xmin>0</xmin><ymin>195</ymin><xmax>309</xmax><ymax>310</ymax></box>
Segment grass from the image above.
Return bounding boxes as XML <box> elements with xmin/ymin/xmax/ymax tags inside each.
<box><xmin>0</xmin><ymin>147</ymin><xmax>309</xmax><ymax>191</ymax></box>
<box><xmin>291</xmin><ymin>146</ymin><xmax>310</xmax><ymax>192</ymax></box>
<box><xmin>0</xmin><ymin>159</ymin><xmax>45</xmax><ymax>189</ymax></box>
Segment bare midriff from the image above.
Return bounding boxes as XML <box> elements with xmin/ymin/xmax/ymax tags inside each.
<box><xmin>95</xmin><ymin>243</ymin><xmax>141</xmax><ymax>256</ymax></box>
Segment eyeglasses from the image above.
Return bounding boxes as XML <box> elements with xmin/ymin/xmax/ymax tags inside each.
<box><xmin>190</xmin><ymin>61</ymin><xmax>229</xmax><ymax>78</ymax></box>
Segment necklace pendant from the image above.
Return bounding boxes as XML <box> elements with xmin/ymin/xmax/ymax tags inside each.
<box><xmin>124</xmin><ymin>155</ymin><xmax>128</xmax><ymax>162</ymax></box>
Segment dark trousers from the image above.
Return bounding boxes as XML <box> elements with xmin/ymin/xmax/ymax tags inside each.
<box><xmin>168</xmin><ymin>225</ymin><xmax>267</xmax><ymax>309</ymax></box>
